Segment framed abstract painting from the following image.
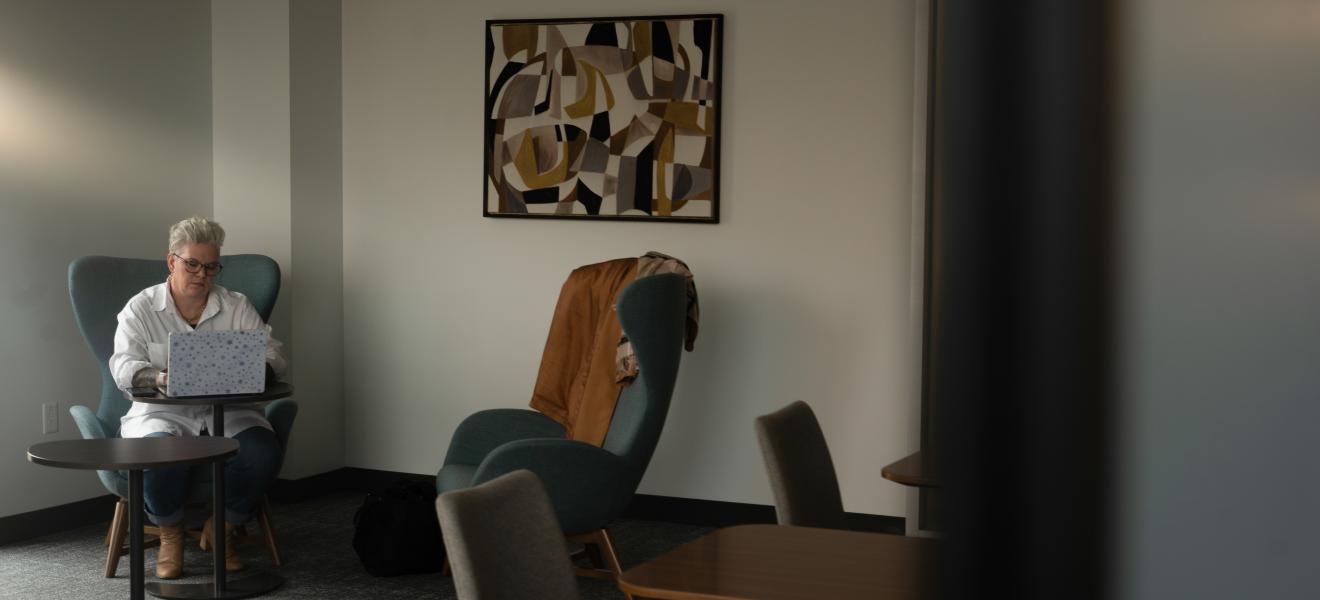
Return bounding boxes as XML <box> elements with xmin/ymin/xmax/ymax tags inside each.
<box><xmin>484</xmin><ymin>14</ymin><xmax>723</xmax><ymax>223</ymax></box>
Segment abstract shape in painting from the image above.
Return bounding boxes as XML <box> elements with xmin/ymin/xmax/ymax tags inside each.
<box><xmin>485</xmin><ymin>16</ymin><xmax>722</xmax><ymax>221</ymax></box>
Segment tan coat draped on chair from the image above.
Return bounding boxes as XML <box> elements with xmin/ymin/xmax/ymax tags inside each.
<box><xmin>529</xmin><ymin>258</ymin><xmax>639</xmax><ymax>446</ymax></box>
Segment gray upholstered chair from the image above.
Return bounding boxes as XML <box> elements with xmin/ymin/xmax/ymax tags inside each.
<box><xmin>67</xmin><ymin>255</ymin><xmax>297</xmax><ymax>577</ymax></box>
<box><xmin>754</xmin><ymin>400</ymin><xmax>848</xmax><ymax>530</ymax></box>
<box><xmin>436</xmin><ymin>470</ymin><xmax>578</xmax><ymax>600</ymax></box>
<box><xmin>437</xmin><ymin>273</ymin><xmax>687</xmax><ymax>584</ymax></box>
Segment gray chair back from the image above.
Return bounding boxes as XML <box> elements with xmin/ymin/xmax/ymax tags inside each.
<box><xmin>67</xmin><ymin>254</ymin><xmax>281</xmax><ymax>437</ymax></box>
<box><xmin>436</xmin><ymin>470</ymin><xmax>578</xmax><ymax>600</ymax></box>
<box><xmin>755</xmin><ymin>400</ymin><xmax>848</xmax><ymax>529</ymax></box>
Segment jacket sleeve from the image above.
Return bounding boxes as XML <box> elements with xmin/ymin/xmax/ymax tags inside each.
<box><xmin>109</xmin><ymin>304</ymin><xmax>154</xmax><ymax>390</ymax></box>
<box><xmin>234</xmin><ymin>297</ymin><xmax>287</xmax><ymax>378</ymax></box>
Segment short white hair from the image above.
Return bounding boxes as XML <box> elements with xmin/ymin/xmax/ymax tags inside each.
<box><xmin>168</xmin><ymin>217</ymin><xmax>226</xmax><ymax>253</ymax></box>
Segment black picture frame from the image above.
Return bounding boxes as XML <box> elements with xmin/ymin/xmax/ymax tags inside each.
<box><xmin>483</xmin><ymin>14</ymin><xmax>723</xmax><ymax>223</ymax></box>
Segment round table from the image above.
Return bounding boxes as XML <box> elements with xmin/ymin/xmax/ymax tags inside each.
<box><xmin>126</xmin><ymin>382</ymin><xmax>294</xmax><ymax>438</ymax></box>
<box><xmin>29</xmin><ymin>437</ymin><xmax>239</xmax><ymax>600</ymax></box>
<box><xmin>123</xmin><ymin>382</ymin><xmax>294</xmax><ymax>599</ymax></box>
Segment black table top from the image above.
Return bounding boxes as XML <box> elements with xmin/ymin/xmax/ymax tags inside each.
<box><xmin>124</xmin><ymin>381</ymin><xmax>294</xmax><ymax>406</ymax></box>
<box><xmin>28</xmin><ymin>437</ymin><xmax>238</xmax><ymax>470</ymax></box>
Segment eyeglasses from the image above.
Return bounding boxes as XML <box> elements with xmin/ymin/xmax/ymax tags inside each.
<box><xmin>171</xmin><ymin>253</ymin><xmax>223</xmax><ymax>276</ymax></box>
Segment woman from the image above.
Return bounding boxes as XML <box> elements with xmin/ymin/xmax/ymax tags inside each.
<box><xmin>109</xmin><ymin>216</ymin><xmax>287</xmax><ymax>579</ymax></box>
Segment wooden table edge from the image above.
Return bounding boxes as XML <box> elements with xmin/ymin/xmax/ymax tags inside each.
<box><xmin>121</xmin><ymin>381</ymin><xmax>295</xmax><ymax>405</ymax></box>
<box><xmin>881</xmin><ymin>450</ymin><xmax>940</xmax><ymax>488</ymax></box>
<box><xmin>617</xmin><ymin>524</ymin><xmax>923</xmax><ymax>600</ymax></box>
<box><xmin>26</xmin><ymin>438</ymin><xmax>240</xmax><ymax>471</ymax></box>
<box><xmin>616</xmin><ymin>577</ymin><xmax>744</xmax><ymax>600</ymax></box>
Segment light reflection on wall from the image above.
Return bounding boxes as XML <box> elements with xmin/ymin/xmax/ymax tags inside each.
<box><xmin>0</xmin><ymin>60</ymin><xmax>206</xmax><ymax>205</ymax></box>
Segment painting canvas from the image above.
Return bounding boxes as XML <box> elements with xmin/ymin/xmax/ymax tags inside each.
<box><xmin>484</xmin><ymin>15</ymin><xmax>723</xmax><ymax>222</ymax></box>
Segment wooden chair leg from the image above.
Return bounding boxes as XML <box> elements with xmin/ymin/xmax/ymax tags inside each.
<box><xmin>257</xmin><ymin>496</ymin><xmax>282</xmax><ymax>567</ymax></box>
<box><xmin>103</xmin><ymin>502</ymin><xmax>117</xmax><ymax>548</ymax></box>
<box><xmin>594</xmin><ymin>528</ymin><xmax>625</xmax><ymax>580</ymax></box>
<box><xmin>104</xmin><ymin>498</ymin><xmax>128</xmax><ymax>578</ymax></box>
<box><xmin>567</xmin><ymin>529</ymin><xmax>630</xmax><ymax>600</ymax></box>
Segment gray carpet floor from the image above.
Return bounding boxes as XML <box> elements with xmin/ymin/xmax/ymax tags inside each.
<box><xmin>0</xmin><ymin>491</ymin><xmax>712</xmax><ymax>599</ymax></box>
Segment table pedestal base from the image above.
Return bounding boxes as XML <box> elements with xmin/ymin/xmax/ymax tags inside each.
<box><xmin>145</xmin><ymin>572</ymin><xmax>283</xmax><ymax>600</ymax></box>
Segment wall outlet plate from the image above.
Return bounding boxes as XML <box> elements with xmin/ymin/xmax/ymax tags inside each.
<box><xmin>42</xmin><ymin>402</ymin><xmax>58</xmax><ymax>434</ymax></box>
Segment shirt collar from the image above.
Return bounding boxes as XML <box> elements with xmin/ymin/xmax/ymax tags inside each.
<box><xmin>150</xmin><ymin>281</ymin><xmax>169</xmax><ymax>312</ymax></box>
<box><xmin>150</xmin><ymin>281</ymin><xmax>221</xmax><ymax>322</ymax></box>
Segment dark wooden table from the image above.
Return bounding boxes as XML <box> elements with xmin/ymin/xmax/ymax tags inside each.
<box><xmin>127</xmin><ymin>382</ymin><xmax>294</xmax><ymax>437</ymax></box>
<box><xmin>616</xmin><ymin>524</ymin><xmax>937</xmax><ymax>600</ymax></box>
<box><xmin>29</xmin><ymin>438</ymin><xmax>239</xmax><ymax>600</ymax></box>
<box><xmin>882</xmin><ymin>450</ymin><xmax>940</xmax><ymax>488</ymax></box>
<box><xmin>125</xmin><ymin>382</ymin><xmax>293</xmax><ymax>599</ymax></box>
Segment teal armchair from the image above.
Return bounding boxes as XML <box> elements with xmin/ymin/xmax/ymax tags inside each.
<box><xmin>67</xmin><ymin>254</ymin><xmax>297</xmax><ymax>577</ymax></box>
<box><xmin>437</xmin><ymin>273</ymin><xmax>687</xmax><ymax>584</ymax></box>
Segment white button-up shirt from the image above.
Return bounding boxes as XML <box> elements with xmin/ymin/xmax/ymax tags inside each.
<box><xmin>110</xmin><ymin>281</ymin><xmax>288</xmax><ymax>438</ymax></box>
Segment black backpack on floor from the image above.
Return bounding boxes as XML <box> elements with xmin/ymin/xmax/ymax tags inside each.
<box><xmin>352</xmin><ymin>479</ymin><xmax>446</xmax><ymax>577</ymax></box>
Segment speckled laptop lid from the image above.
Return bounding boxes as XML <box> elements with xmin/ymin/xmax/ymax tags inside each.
<box><xmin>165</xmin><ymin>330</ymin><xmax>267</xmax><ymax>397</ymax></box>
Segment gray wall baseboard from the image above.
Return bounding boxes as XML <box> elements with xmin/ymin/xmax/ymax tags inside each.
<box><xmin>3</xmin><ymin>467</ymin><xmax>905</xmax><ymax>545</ymax></box>
<box><xmin>0</xmin><ymin>494</ymin><xmax>119</xmax><ymax>546</ymax></box>
<box><xmin>303</xmin><ymin>467</ymin><xmax>906</xmax><ymax>533</ymax></box>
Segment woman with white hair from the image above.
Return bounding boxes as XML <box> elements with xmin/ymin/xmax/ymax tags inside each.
<box><xmin>109</xmin><ymin>216</ymin><xmax>287</xmax><ymax>579</ymax></box>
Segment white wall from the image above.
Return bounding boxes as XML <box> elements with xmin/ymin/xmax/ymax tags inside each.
<box><xmin>0</xmin><ymin>0</ymin><xmax>213</xmax><ymax>517</ymax></box>
<box><xmin>342</xmin><ymin>0</ymin><xmax>921</xmax><ymax>517</ymax></box>
<box><xmin>213</xmin><ymin>0</ymin><xmax>345</xmax><ymax>479</ymax></box>
<box><xmin>289</xmin><ymin>0</ymin><xmax>347</xmax><ymax>479</ymax></box>
<box><xmin>1115</xmin><ymin>1</ymin><xmax>1320</xmax><ymax>597</ymax></box>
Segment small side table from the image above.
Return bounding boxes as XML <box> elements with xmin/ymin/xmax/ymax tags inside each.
<box><xmin>125</xmin><ymin>381</ymin><xmax>294</xmax><ymax>599</ymax></box>
<box><xmin>28</xmin><ymin>437</ymin><xmax>239</xmax><ymax>600</ymax></box>
<box><xmin>883</xmin><ymin>450</ymin><xmax>942</xmax><ymax>533</ymax></box>
<box><xmin>882</xmin><ymin>450</ymin><xmax>940</xmax><ymax>488</ymax></box>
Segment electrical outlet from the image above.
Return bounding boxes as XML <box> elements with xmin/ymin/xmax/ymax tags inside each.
<box><xmin>42</xmin><ymin>402</ymin><xmax>58</xmax><ymax>434</ymax></box>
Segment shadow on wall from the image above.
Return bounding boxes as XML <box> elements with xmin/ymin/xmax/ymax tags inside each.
<box><xmin>645</xmin><ymin>278</ymin><xmax>840</xmax><ymax>501</ymax></box>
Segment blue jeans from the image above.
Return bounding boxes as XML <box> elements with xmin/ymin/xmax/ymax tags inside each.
<box><xmin>143</xmin><ymin>427</ymin><xmax>281</xmax><ymax>526</ymax></box>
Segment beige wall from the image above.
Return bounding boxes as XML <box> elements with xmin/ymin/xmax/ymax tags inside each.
<box><xmin>0</xmin><ymin>0</ymin><xmax>923</xmax><ymax>523</ymax></box>
<box><xmin>289</xmin><ymin>0</ymin><xmax>347</xmax><ymax>480</ymax></box>
<box><xmin>1115</xmin><ymin>1</ymin><xmax>1320</xmax><ymax>597</ymax></box>
<box><xmin>213</xmin><ymin>0</ymin><xmax>345</xmax><ymax>479</ymax></box>
<box><xmin>0</xmin><ymin>0</ymin><xmax>213</xmax><ymax>517</ymax></box>
<box><xmin>342</xmin><ymin>0</ymin><xmax>923</xmax><ymax>517</ymax></box>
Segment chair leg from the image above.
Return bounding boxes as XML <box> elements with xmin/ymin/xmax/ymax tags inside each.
<box><xmin>103</xmin><ymin>504</ymin><xmax>116</xmax><ymax>548</ymax></box>
<box><xmin>567</xmin><ymin>529</ymin><xmax>630</xmax><ymax>600</ymax></box>
<box><xmin>595</xmin><ymin>527</ymin><xmax>628</xmax><ymax>600</ymax></box>
<box><xmin>594</xmin><ymin>528</ymin><xmax>625</xmax><ymax>580</ymax></box>
<box><xmin>256</xmin><ymin>496</ymin><xmax>282</xmax><ymax>567</ymax></box>
<box><xmin>104</xmin><ymin>499</ymin><xmax>129</xmax><ymax>578</ymax></box>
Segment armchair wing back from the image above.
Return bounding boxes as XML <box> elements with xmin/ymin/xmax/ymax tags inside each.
<box><xmin>66</xmin><ymin>254</ymin><xmax>290</xmax><ymax>490</ymax></box>
<box><xmin>68</xmin><ymin>256</ymin><xmax>168</xmax><ymax>438</ymax></box>
<box><xmin>66</xmin><ymin>254</ymin><xmax>294</xmax><ymax>576</ymax></box>
<box><xmin>600</xmin><ymin>273</ymin><xmax>687</xmax><ymax>474</ymax></box>
<box><xmin>67</xmin><ymin>254</ymin><xmax>281</xmax><ymax>438</ymax></box>
<box><xmin>437</xmin><ymin>272</ymin><xmax>687</xmax><ymax>539</ymax></box>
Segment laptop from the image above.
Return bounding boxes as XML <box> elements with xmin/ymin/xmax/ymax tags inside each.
<box><xmin>163</xmin><ymin>330</ymin><xmax>268</xmax><ymax>397</ymax></box>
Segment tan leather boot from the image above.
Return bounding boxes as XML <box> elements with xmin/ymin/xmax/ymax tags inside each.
<box><xmin>200</xmin><ymin>517</ymin><xmax>245</xmax><ymax>572</ymax></box>
<box><xmin>156</xmin><ymin>524</ymin><xmax>185</xmax><ymax>579</ymax></box>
